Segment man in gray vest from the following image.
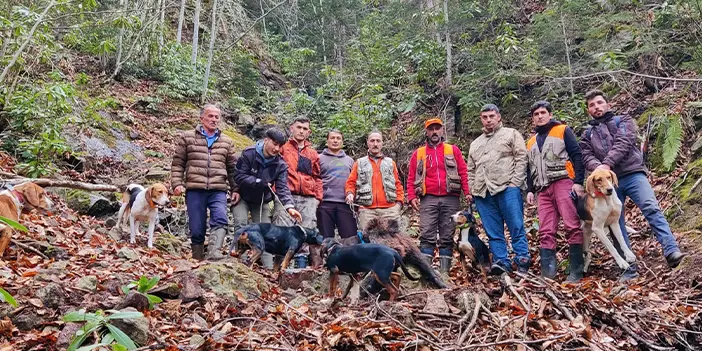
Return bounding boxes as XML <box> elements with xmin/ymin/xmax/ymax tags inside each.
<box><xmin>344</xmin><ymin>131</ymin><xmax>405</xmax><ymax>230</ymax></box>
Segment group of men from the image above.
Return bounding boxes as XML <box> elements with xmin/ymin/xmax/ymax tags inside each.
<box><xmin>170</xmin><ymin>89</ymin><xmax>684</xmax><ymax>283</ymax></box>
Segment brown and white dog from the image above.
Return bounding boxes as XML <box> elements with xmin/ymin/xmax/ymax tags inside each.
<box><xmin>577</xmin><ymin>169</ymin><xmax>637</xmax><ymax>272</ymax></box>
<box><xmin>116</xmin><ymin>183</ymin><xmax>170</xmax><ymax>248</ymax></box>
<box><xmin>0</xmin><ymin>182</ymin><xmax>54</xmax><ymax>255</ymax></box>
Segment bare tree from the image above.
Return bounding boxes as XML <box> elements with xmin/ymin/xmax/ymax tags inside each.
<box><xmin>192</xmin><ymin>0</ymin><xmax>201</xmax><ymax>64</ymax></box>
<box><xmin>176</xmin><ymin>0</ymin><xmax>187</xmax><ymax>44</ymax></box>
<box><xmin>443</xmin><ymin>0</ymin><xmax>451</xmax><ymax>86</ymax></box>
<box><xmin>201</xmin><ymin>0</ymin><xmax>219</xmax><ymax>101</ymax></box>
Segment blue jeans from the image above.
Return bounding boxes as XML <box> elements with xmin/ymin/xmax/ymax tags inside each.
<box><xmin>474</xmin><ymin>187</ymin><xmax>531</xmax><ymax>268</ymax></box>
<box><xmin>615</xmin><ymin>172</ymin><xmax>680</xmax><ymax>257</ymax></box>
<box><xmin>186</xmin><ymin>189</ymin><xmax>229</xmax><ymax>245</ymax></box>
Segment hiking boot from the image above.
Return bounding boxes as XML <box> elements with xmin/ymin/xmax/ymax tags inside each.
<box><xmin>539</xmin><ymin>248</ymin><xmax>557</xmax><ymax>279</ymax></box>
<box><xmin>618</xmin><ymin>263</ymin><xmax>639</xmax><ymax>283</ymax></box>
<box><xmin>192</xmin><ymin>244</ymin><xmax>205</xmax><ymax>261</ymax></box>
<box><xmin>206</xmin><ymin>228</ymin><xmax>227</xmax><ymax>260</ymax></box>
<box><xmin>566</xmin><ymin>244</ymin><xmax>584</xmax><ymax>283</ymax></box>
<box><xmin>665</xmin><ymin>251</ymin><xmax>684</xmax><ymax>268</ymax></box>
<box><xmin>516</xmin><ymin>257</ymin><xmax>531</xmax><ymax>274</ymax></box>
<box><xmin>439</xmin><ymin>256</ymin><xmax>452</xmax><ymax>274</ymax></box>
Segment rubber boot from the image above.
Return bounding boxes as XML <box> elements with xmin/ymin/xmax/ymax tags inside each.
<box><xmin>439</xmin><ymin>256</ymin><xmax>452</xmax><ymax>274</ymax></box>
<box><xmin>565</xmin><ymin>244</ymin><xmax>584</xmax><ymax>283</ymax></box>
<box><xmin>206</xmin><ymin>228</ymin><xmax>227</xmax><ymax>260</ymax></box>
<box><xmin>192</xmin><ymin>244</ymin><xmax>205</xmax><ymax>261</ymax></box>
<box><xmin>420</xmin><ymin>247</ymin><xmax>434</xmax><ymax>265</ymax></box>
<box><xmin>539</xmin><ymin>248</ymin><xmax>557</xmax><ymax>279</ymax></box>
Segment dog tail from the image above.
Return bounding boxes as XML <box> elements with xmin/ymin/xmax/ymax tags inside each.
<box><xmin>393</xmin><ymin>250</ymin><xmax>420</xmax><ymax>281</ymax></box>
<box><xmin>404</xmin><ymin>247</ymin><xmax>449</xmax><ymax>289</ymax></box>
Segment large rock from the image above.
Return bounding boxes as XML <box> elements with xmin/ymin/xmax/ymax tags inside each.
<box><xmin>194</xmin><ymin>262</ymin><xmax>271</xmax><ymax>299</ymax></box>
<box><xmin>56</xmin><ymin>189</ymin><xmax>118</xmax><ymax>217</ymax></box>
<box><xmin>117</xmin><ymin>247</ymin><xmax>138</xmax><ymax>261</ymax></box>
<box><xmin>149</xmin><ymin>282</ymin><xmax>181</xmax><ymax>299</ymax></box>
<box><xmin>154</xmin><ymin>232</ymin><xmax>182</xmax><ymax>256</ymax></box>
<box><xmin>36</xmin><ymin>283</ymin><xmax>66</xmax><ymax>309</ymax></box>
<box><xmin>378</xmin><ymin>301</ymin><xmax>415</xmax><ymax>327</ymax></box>
<box><xmin>11</xmin><ymin>310</ymin><xmax>44</xmax><ymax>331</ymax></box>
<box><xmin>57</xmin><ymin>323</ymin><xmax>82</xmax><ymax>349</ymax></box>
<box><xmin>179</xmin><ymin>273</ymin><xmax>204</xmax><ymax>302</ymax></box>
<box><xmin>423</xmin><ymin>291</ymin><xmax>450</xmax><ymax>314</ymax></box>
<box><xmin>76</xmin><ymin>275</ymin><xmax>98</xmax><ymax>292</ymax></box>
<box><xmin>117</xmin><ymin>291</ymin><xmax>150</xmax><ymax>311</ymax></box>
<box><xmin>109</xmin><ymin>307</ymin><xmax>149</xmax><ymax>346</ymax></box>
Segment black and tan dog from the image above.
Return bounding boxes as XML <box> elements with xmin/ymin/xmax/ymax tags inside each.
<box><xmin>451</xmin><ymin>210</ymin><xmax>491</xmax><ymax>277</ymax></box>
<box><xmin>229</xmin><ymin>223</ymin><xmax>323</xmax><ymax>272</ymax></box>
<box><xmin>322</xmin><ymin>238</ymin><xmax>419</xmax><ymax>301</ymax></box>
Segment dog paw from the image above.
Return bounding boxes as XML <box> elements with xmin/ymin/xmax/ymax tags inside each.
<box><xmin>624</xmin><ymin>252</ymin><xmax>636</xmax><ymax>263</ymax></box>
<box><xmin>616</xmin><ymin>260</ymin><xmax>630</xmax><ymax>271</ymax></box>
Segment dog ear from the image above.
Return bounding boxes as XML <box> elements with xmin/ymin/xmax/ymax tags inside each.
<box><xmin>585</xmin><ymin>174</ymin><xmax>595</xmax><ymax>195</ymax></box>
<box><xmin>145</xmin><ymin>186</ymin><xmax>153</xmax><ymax>203</ymax></box>
<box><xmin>609</xmin><ymin>170</ymin><xmax>618</xmax><ymax>188</ymax></box>
<box><xmin>19</xmin><ymin>183</ymin><xmax>43</xmax><ymax>208</ymax></box>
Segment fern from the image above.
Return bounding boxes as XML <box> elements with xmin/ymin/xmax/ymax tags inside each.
<box><xmin>660</xmin><ymin>114</ymin><xmax>683</xmax><ymax>172</ymax></box>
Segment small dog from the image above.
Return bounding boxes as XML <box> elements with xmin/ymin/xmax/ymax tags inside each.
<box><xmin>229</xmin><ymin>223</ymin><xmax>323</xmax><ymax>272</ymax></box>
<box><xmin>576</xmin><ymin>169</ymin><xmax>636</xmax><ymax>272</ymax></box>
<box><xmin>116</xmin><ymin>183</ymin><xmax>170</xmax><ymax>248</ymax></box>
<box><xmin>0</xmin><ymin>182</ymin><xmax>54</xmax><ymax>255</ymax></box>
<box><xmin>451</xmin><ymin>210</ymin><xmax>491</xmax><ymax>277</ymax></box>
<box><xmin>322</xmin><ymin>239</ymin><xmax>420</xmax><ymax>301</ymax></box>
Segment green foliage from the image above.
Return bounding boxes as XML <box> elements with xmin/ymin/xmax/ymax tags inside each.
<box><xmin>152</xmin><ymin>44</ymin><xmax>206</xmax><ymax>100</ymax></box>
<box><xmin>63</xmin><ymin>309</ymin><xmax>143</xmax><ymax>351</ymax></box>
<box><xmin>0</xmin><ymin>215</ymin><xmax>29</xmax><ymax>233</ymax></box>
<box><xmin>121</xmin><ymin>276</ymin><xmax>162</xmax><ymax>309</ymax></box>
<box><xmin>0</xmin><ymin>287</ymin><xmax>18</xmax><ymax>308</ymax></box>
<box><xmin>659</xmin><ymin>114</ymin><xmax>683</xmax><ymax>172</ymax></box>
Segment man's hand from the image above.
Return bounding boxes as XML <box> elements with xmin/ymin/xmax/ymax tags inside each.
<box><xmin>173</xmin><ymin>186</ymin><xmax>185</xmax><ymax>196</ymax></box>
<box><xmin>595</xmin><ymin>164</ymin><xmax>611</xmax><ymax>171</ymax></box>
<box><xmin>465</xmin><ymin>194</ymin><xmax>473</xmax><ymax>204</ymax></box>
<box><xmin>345</xmin><ymin>193</ymin><xmax>354</xmax><ymax>205</ymax></box>
<box><xmin>230</xmin><ymin>192</ymin><xmax>241</xmax><ymax>206</ymax></box>
<box><xmin>287</xmin><ymin>208</ymin><xmax>302</xmax><ymax>223</ymax></box>
<box><xmin>526</xmin><ymin>192</ymin><xmax>535</xmax><ymax>205</ymax></box>
<box><xmin>409</xmin><ymin>198</ymin><xmax>420</xmax><ymax>211</ymax></box>
<box><xmin>572</xmin><ymin>184</ymin><xmax>585</xmax><ymax>197</ymax></box>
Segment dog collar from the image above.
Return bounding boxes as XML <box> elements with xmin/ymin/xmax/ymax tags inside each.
<box><xmin>456</xmin><ymin>223</ymin><xmax>471</xmax><ymax>230</ymax></box>
<box><xmin>147</xmin><ymin>195</ymin><xmax>156</xmax><ymax>209</ymax></box>
<box><xmin>590</xmin><ymin>190</ymin><xmax>607</xmax><ymax>198</ymax></box>
<box><xmin>12</xmin><ymin>190</ymin><xmax>24</xmax><ymax>204</ymax></box>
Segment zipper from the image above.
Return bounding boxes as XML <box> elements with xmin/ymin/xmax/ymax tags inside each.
<box><xmin>206</xmin><ymin>149</ymin><xmax>211</xmax><ymax>190</ymax></box>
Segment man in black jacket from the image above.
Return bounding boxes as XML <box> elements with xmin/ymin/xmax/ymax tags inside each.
<box><xmin>231</xmin><ymin>128</ymin><xmax>302</xmax><ymax>229</ymax></box>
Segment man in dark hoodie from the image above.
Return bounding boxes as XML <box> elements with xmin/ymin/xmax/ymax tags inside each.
<box><xmin>525</xmin><ymin>101</ymin><xmax>585</xmax><ymax>282</ymax></box>
<box><xmin>317</xmin><ymin>129</ymin><xmax>357</xmax><ymax>244</ymax></box>
<box><xmin>579</xmin><ymin>90</ymin><xmax>684</xmax><ymax>282</ymax></box>
<box><xmin>231</xmin><ymin>128</ymin><xmax>302</xmax><ymax>229</ymax></box>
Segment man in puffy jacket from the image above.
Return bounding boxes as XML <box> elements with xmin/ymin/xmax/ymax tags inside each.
<box><xmin>230</xmin><ymin>128</ymin><xmax>302</xmax><ymax>230</ymax></box>
<box><xmin>468</xmin><ymin>104</ymin><xmax>531</xmax><ymax>275</ymax></box>
<box><xmin>407</xmin><ymin>118</ymin><xmax>471</xmax><ymax>273</ymax></box>
<box><xmin>579</xmin><ymin>90</ymin><xmax>684</xmax><ymax>281</ymax></box>
<box><xmin>171</xmin><ymin>104</ymin><xmax>238</xmax><ymax>260</ymax></box>
<box><xmin>275</xmin><ymin>117</ymin><xmax>323</xmax><ymax>266</ymax></box>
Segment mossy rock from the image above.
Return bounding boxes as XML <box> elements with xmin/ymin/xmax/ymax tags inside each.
<box><xmin>668</xmin><ymin>158</ymin><xmax>702</xmax><ymax>231</ymax></box>
<box><xmin>154</xmin><ymin>232</ymin><xmax>183</xmax><ymax>256</ymax></box>
<box><xmin>222</xmin><ymin>128</ymin><xmax>254</xmax><ymax>151</ymax></box>
<box><xmin>57</xmin><ymin>189</ymin><xmax>118</xmax><ymax>216</ymax></box>
<box><xmin>194</xmin><ymin>261</ymin><xmax>270</xmax><ymax>300</ymax></box>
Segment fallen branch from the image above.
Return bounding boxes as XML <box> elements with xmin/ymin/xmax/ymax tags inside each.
<box><xmin>1</xmin><ymin>178</ymin><xmax>119</xmax><ymax>192</ymax></box>
<box><xmin>502</xmin><ymin>274</ymin><xmax>529</xmax><ymax>310</ymax></box>
<box><xmin>613</xmin><ymin>314</ymin><xmax>675</xmax><ymax>351</ymax></box>
<box><xmin>457</xmin><ymin>293</ymin><xmax>482</xmax><ymax>344</ymax></box>
<box><xmin>545</xmin><ymin>289</ymin><xmax>575</xmax><ymax>322</ymax></box>
<box><xmin>10</xmin><ymin>239</ymin><xmax>48</xmax><ymax>259</ymax></box>
<box><xmin>445</xmin><ymin>332</ymin><xmax>574</xmax><ymax>350</ymax></box>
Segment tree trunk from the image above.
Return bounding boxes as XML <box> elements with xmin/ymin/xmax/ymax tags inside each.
<box><xmin>191</xmin><ymin>0</ymin><xmax>202</xmax><ymax>64</ymax></box>
<box><xmin>2</xmin><ymin>178</ymin><xmax>119</xmax><ymax>192</ymax></box>
<box><xmin>0</xmin><ymin>0</ymin><xmax>57</xmax><ymax>84</ymax></box>
<box><xmin>176</xmin><ymin>0</ymin><xmax>187</xmax><ymax>44</ymax></box>
<box><xmin>113</xmin><ymin>0</ymin><xmax>128</xmax><ymax>78</ymax></box>
<box><xmin>443</xmin><ymin>0</ymin><xmax>451</xmax><ymax>87</ymax></box>
<box><xmin>201</xmin><ymin>0</ymin><xmax>219</xmax><ymax>102</ymax></box>
<box><xmin>560</xmin><ymin>11</ymin><xmax>574</xmax><ymax>97</ymax></box>
<box><xmin>158</xmin><ymin>0</ymin><xmax>165</xmax><ymax>51</ymax></box>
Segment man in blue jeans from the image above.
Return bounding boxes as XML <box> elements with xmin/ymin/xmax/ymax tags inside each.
<box><xmin>467</xmin><ymin>104</ymin><xmax>531</xmax><ymax>274</ymax></box>
<box><xmin>580</xmin><ymin>90</ymin><xmax>684</xmax><ymax>281</ymax></box>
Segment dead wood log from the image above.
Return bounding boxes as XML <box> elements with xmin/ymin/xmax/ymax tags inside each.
<box><xmin>1</xmin><ymin>177</ymin><xmax>119</xmax><ymax>192</ymax></box>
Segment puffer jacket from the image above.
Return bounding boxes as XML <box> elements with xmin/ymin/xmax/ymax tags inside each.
<box><xmin>280</xmin><ymin>139</ymin><xmax>323</xmax><ymax>201</ymax></box>
<box><xmin>579</xmin><ymin>111</ymin><xmax>646</xmax><ymax>177</ymax></box>
<box><xmin>171</xmin><ymin>126</ymin><xmax>237</xmax><ymax>191</ymax></box>
<box><xmin>467</xmin><ymin>123</ymin><xmax>528</xmax><ymax>198</ymax></box>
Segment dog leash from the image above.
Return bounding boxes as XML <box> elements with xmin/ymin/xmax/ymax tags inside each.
<box><xmin>348</xmin><ymin>203</ymin><xmax>365</xmax><ymax>244</ymax></box>
<box><xmin>267</xmin><ymin>183</ymin><xmax>305</xmax><ymax>231</ymax></box>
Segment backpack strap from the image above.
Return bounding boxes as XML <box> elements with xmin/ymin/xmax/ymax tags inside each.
<box><xmin>586</xmin><ymin>115</ymin><xmax>621</xmax><ymax>139</ymax></box>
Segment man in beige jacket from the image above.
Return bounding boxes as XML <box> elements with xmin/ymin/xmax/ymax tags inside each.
<box><xmin>467</xmin><ymin>104</ymin><xmax>531</xmax><ymax>275</ymax></box>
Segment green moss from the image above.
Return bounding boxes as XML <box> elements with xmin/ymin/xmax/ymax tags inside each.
<box><xmin>222</xmin><ymin>128</ymin><xmax>254</xmax><ymax>151</ymax></box>
<box><xmin>94</xmin><ymin>128</ymin><xmax>117</xmax><ymax>148</ymax></box>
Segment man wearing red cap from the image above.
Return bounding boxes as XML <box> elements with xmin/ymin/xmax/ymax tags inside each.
<box><xmin>407</xmin><ymin>118</ymin><xmax>471</xmax><ymax>273</ymax></box>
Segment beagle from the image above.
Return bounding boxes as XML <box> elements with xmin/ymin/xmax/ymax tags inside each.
<box><xmin>0</xmin><ymin>182</ymin><xmax>54</xmax><ymax>255</ymax></box>
<box><xmin>577</xmin><ymin>169</ymin><xmax>637</xmax><ymax>273</ymax></box>
<box><xmin>116</xmin><ymin>183</ymin><xmax>170</xmax><ymax>248</ymax></box>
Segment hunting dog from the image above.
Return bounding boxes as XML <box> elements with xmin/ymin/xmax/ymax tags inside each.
<box><xmin>116</xmin><ymin>183</ymin><xmax>170</xmax><ymax>248</ymax></box>
<box><xmin>359</xmin><ymin>218</ymin><xmax>448</xmax><ymax>297</ymax></box>
<box><xmin>0</xmin><ymin>182</ymin><xmax>54</xmax><ymax>255</ymax></box>
<box><xmin>229</xmin><ymin>223</ymin><xmax>323</xmax><ymax>272</ymax></box>
<box><xmin>576</xmin><ymin>169</ymin><xmax>637</xmax><ymax>272</ymax></box>
<box><xmin>451</xmin><ymin>210</ymin><xmax>491</xmax><ymax>277</ymax></box>
<box><xmin>322</xmin><ymin>239</ymin><xmax>420</xmax><ymax>301</ymax></box>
